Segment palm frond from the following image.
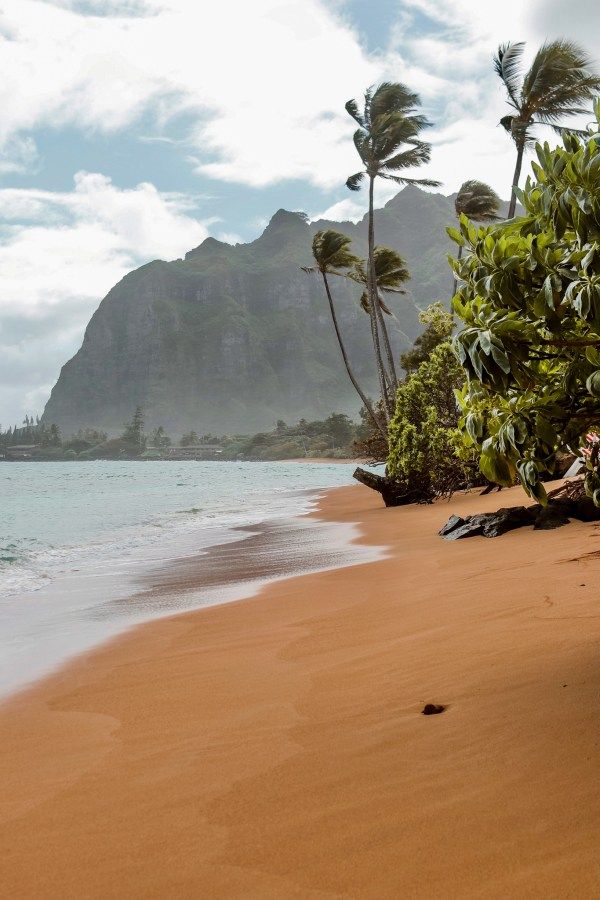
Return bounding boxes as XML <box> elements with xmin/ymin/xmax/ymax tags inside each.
<box><xmin>494</xmin><ymin>42</ymin><xmax>526</xmax><ymax>109</ymax></box>
<box><xmin>381</xmin><ymin>174</ymin><xmax>441</xmax><ymax>188</ymax></box>
<box><xmin>351</xmin><ymin>246</ymin><xmax>410</xmax><ymax>296</ymax></box>
<box><xmin>345</xmin><ymin>98</ymin><xmax>365</xmax><ymax>127</ymax></box>
<box><xmin>370</xmin><ymin>82</ymin><xmax>420</xmax><ymax>121</ymax></box>
<box><xmin>309</xmin><ymin>230</ymin><xmax>360</xmax><ymax>274</ymax></box>
<box><xmin>543</xmin><ymin>121</ymin><xmax>591</xmax><ymax>137</ymax></box>
<box><xmin>454</xmin><ymin>180</ymin><xmax>501</xmax><ymax>221</ymax></box>
<box><xmin>352</xmin><ymin>129</ymin><xmax>370</xmax><ymax>165</ymax></box>
<box><xmin>358</xmin><ymin>291</ymin><xmax>394</xmax><ymax>316</ymax></box>
<box><xmin>372</xmin><ymin>115</ymin><xmax>431</xmax><ymax>161</ymax></box>
<box><xmin>522</xmin><ymin>39</ymin><xmax>600</xmax><ymax>120</ymax></box>
<box><xmin>345</xmin><ymin>80</ymin><xmax>440</xmax><ymax>200</ymax></box>
<box><xmin>371</xmin><ymin>246</ymin><xmax>410</xmax><ymax>291</ymax></box>
<box><xmin>346</xmin><ymin>171</ymin><xmax>365</xmax><ymax>192</ymax></box>
<box><xmin>381</xmin><ymin>142</ymin><xmax>432</xmax><ymax>173</ymax></box>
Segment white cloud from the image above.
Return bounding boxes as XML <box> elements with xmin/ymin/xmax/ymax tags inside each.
<box><xmin>0</xmin><ymin>135</ymin><xmax>38</xmax><ymax>175</ymax></box>
<box><xmin>382</xmin><ymin>0</ymin><xmax>600</xmax><ymax>196</ymax></box>
<box><xmin>311</xmin><ymin>179</ymin><xmax>399</xmax><ymax>222</ymax></box>
<box><xmin>1</xmin><ymin>0</ymin><xmax>597</xmax><ymax>198</ymax></box>
<box><xmin>0</xmin><ymin>0</ymin><xmax>382</xmax><ymax>188</ymax></box>
<box><xmin>0</xmin><ymin>172</ymin><xmax>208</xmax><ymax>420</ymax></box>
<box><xmin>2</xmin><ymin>0</ymin><xmax>596</xmax><ymax>198</ymax></box>
<box><xmin>2</xmin><ymin>0</ymin><xmax>600</xmax><ymax>424</ymax></box>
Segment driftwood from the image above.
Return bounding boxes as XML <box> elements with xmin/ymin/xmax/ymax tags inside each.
<box><xmin>353</xmin><ymin>467</ymin><xmax>424</xmax><ymax>507</ymax></box>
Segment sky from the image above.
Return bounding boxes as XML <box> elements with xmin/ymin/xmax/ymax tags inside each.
<box><xmin>1</xmin><ymin>0</ymin><xmax>599</xmax><ymax>425</ymax></box>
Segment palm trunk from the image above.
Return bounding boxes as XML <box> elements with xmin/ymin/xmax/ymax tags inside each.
<box><xmin>321</xmin><ymin>272</ymin><xmax>387</xmax><ymax>439</ymax></box>
<box><xmin>451</xmin><ymin>243</ymin><xmax>463</xmax><ymax>297</ymax></box>
<box><xmin>374</xmin><ymin>290</ymin><xmax>398</xmax><ymax>393</ymax></box>
<box><xmin>508</xmin><ymin>142</ymin><xmax>524</xmax><ymax>219</ymax></box>
<box><xmin>367</xmin><ymin>175</ymin><xmax>392</xmax><ymax>421</ymax></box>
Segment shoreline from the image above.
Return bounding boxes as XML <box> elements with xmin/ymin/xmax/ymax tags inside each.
<box><xmin>1</xmin><ymin>462</ymin><xmax>367</xmax><ymax>699</ymax></box>
<box><xmin>3</xmin><ymin>483</ymin><xmax>600</xmax><ymax>896</ymax></box>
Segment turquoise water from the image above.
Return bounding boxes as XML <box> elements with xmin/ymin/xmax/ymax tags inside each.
<box><xmin>1</xmin><ymin>460</ymin><xmax>360</xmax><ymax>596</ymax></box>
<box><xmin>0</xmin><ymin>460</ymin><xmax>371</xmax><ymax>696</ymax></box>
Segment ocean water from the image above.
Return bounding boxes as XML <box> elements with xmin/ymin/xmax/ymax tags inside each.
<box><xmin>0</xmin><ymin>460</ymin><xmax>376</xmax><ymax>697</ymax></box>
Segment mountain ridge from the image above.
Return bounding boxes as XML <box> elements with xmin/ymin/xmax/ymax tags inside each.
<box><xmin>43</xmin><ymin>186</ymin><xmax>470</xmax><ymax>436</ymax></box>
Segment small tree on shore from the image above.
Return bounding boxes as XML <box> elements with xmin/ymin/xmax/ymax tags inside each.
<box><xmin>122</xmin><ymin>406</ymin><xmax>146</xmax><ymax>452</ymax></box>
<box><xmin>151</xmin><ymin>426</ymin><xmax>171</xmax><ymax>448</ymax></box>
<box><xmin>387</xmin><ymin>342</ymin><xmax>480</xmax><ymax>500</ymax></box>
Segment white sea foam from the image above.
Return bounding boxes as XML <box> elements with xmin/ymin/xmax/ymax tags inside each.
<box><xmin>0</xmin><ymin>460</ymin><xmax>378</xmax><ymax>698</ymax></box>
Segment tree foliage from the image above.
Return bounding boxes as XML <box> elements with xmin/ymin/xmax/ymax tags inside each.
<box><xmin>387</xmin><ymin>342</ymin><xmax>479</xmax><ymax>501</ymax></box>
<box><xmin>454</xmin><ymin>180</ymin><xmax>501</xmax><ymax>223</ymax></box>
<box><xmin>400</xmin><ymin>303</ymin><xmax>454</xmax><ymax>374</ymax></box>
<box><xmin>121</xmin><ymin>406</ymin><xmax>146</xmax><ymax>450</ymax></box>
<box><xmin>303</xmin><ymin>230</ymin><xmax>384</xmax><ymax>436</ymax></box>
<box><xmin>345</xmin><ymin>82</ymin><xmax>439</xmax><ymax>415</ymax></box>
<box><xmin>494</xmin><ymin>40</ymin><xmax>600</xmax><ymax>216</ymax></box>
<box><xmin>450</xmin><ymin>112</ymin><xmax>600</xmax><ymax>504</ymax></box>
<box><xmin>350</xmin><ymin>246</ymin><xmax>410</xmax><ymax>315</ymax></box>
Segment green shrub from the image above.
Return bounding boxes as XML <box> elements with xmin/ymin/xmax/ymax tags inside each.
<box><xmin>258</xmin><ymin>441</ymin><xmax>304</xmax><ymax>460</ymax></box>
<box><xmin>387</xmin><ymin>342</ymin><xmax>479</xmax><ymax>500</ymax></box>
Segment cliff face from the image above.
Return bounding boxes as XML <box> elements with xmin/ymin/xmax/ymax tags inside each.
<box><xmin>43</xmin><ymin>187</ymin><xmax>459</xmax><ymax>436</ymax></box>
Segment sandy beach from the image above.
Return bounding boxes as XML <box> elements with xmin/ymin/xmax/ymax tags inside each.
<box><xmin>2</xmin><ymin>483</ymin><xmax>600</xmax><ymax>898</ymax></box>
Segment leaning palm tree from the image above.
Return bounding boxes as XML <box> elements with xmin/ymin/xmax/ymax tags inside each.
<box><xmin>451</xmin><ymin>180</ymin><xmax>501</xmax><ymax>295</ymax></box>
<box><xmin>345</xmin><ymin>82</ymin><xmax>440</xmax><ymax>420</ymax></box>
<box><xmin>302</xmin><ymin>230</ymin><xmax>386</xmax><ymax>438</ymax></box>
<box><xmin>350</xmin><ymin>246</ymin><xmax>410</xmax><ymax>390</ymax></box>
<box><xmin>494</xmin><ymin>40</ymin><xmax>600</xmax><ymax>218</ymax></box>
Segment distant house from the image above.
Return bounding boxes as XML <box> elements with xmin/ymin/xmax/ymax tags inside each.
<box><xmin>166</xmin><ymin>445</ymin><xmax>224</xmax><ymax>460</ymax></box>
<box><xmin>5</xmin><ymin>444</ymin><xmax>40</xmax><ymax>460</ymax></box>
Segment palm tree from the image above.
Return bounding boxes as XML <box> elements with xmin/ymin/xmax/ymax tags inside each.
<box><xmin>302</xmin><ymin>230</ymin><xmax>386</xmax><ymax>438</ymax></box>
<box><xmin>345</xmin><ymin>82</ymin><xmax>440</xmax><ymax>420</ymax></box>
<box><xmin>451</xmin><ymin>180</ymin><xmax>501</xmax><ymax>295</ymax></box>
<box><xmin>351</xmin><ymin>246</ymin><xmax>410</xmax><ymax>390</ymax></box>
<box><xmin>494</xmin><ymin>40</ymin><xmax>600</xmax><ymax>218</ymax></box>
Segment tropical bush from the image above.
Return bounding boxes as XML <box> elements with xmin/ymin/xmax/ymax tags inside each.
<box><xmin>451</xmin><ymin>113</ymin><xmax>600</xmax><ymax>504</ymax></box>
<box><xmin>387</xmin><ymin>342</ymin><xmax>479</xmax><ymax>500</ymax></box>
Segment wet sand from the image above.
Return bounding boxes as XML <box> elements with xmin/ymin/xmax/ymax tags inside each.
<box><xmin>2</xmin><ymin>483</ymin><xmax>600</xmax><ymax>898</ymax></box>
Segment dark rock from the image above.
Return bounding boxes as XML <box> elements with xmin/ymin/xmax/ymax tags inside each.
<box><xmin>440</xmin><ymin>506</ymin><xmax>536</xmax><ymax>540</ymax></box>
<box><xmin>571</xmin><ymin>497</ymin><xmax>600</xmax><ymax>522</ymax></box>
<box><xmin>442</xmin><ymin>514</ymin><xmax>487</xmax><ymax>540</ymax></box>
<box><xmin>482</xmin><ymin>506</ymin><xmax>536</xmax><ymax>537</ymax></box>
<box><xmin>438</xmin><ymin>514</ymin><xmax>464</xmax><ymax>536</ymax></box>
<box><xmin>440</xmin><ymin>491</ymin><xmax>600</xmax><ymax>541</ymax></box>
<box><xmin>422</xmin><ymin>703</ymin><xmax>447</xmax><ymax>715</ymax></box>
<box><xmin>533</xmin><ymin>505</ymin><xmax>570</xmax><ymax>530</ymax></box>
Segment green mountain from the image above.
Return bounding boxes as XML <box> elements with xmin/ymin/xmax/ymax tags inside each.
<box><xmin>43</xmin><ymin>186</ymin><xmax>466</xmax><ymax>436</ymax></box>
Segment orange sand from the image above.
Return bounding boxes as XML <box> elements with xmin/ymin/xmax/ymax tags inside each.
<box><xmin>2</xmin><ymin>484</ymin><xmax>600</xmax><ymax>898</ymax></box>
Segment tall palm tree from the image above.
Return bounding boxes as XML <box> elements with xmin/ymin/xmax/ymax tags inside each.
<box><xmin>351</xmin><ymin>246</ymin><xmax>410</xmax><ymax>390</ymax></box>
<box><xmin>345</xmin><ymin>82</ymin><xmax>440</xmax><ymax>420</ymax></box>
<box><xmin>494</xmin><ymin>40</ymin><xmax>600</xmax><ymax>218</ymax></box>
<box><xmin>302</xmin><ymin>230</ymin><xmax>386</xmax><ymax>438</ymax></box>
<box><xmin>451</xmin><ymin>180</ymin><xmax>501</xmax><ymax>295</ymax></box>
